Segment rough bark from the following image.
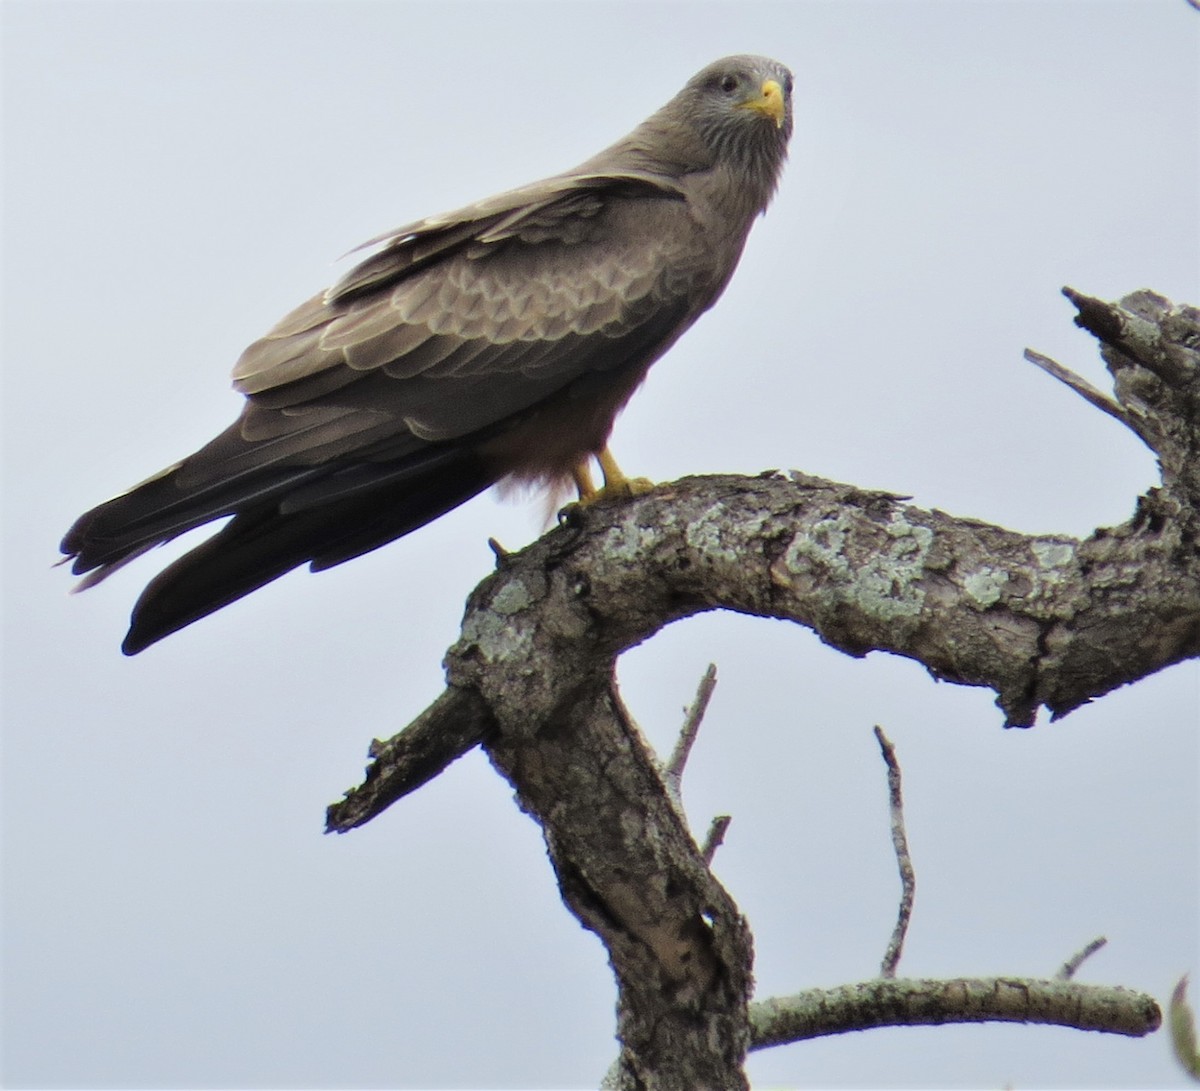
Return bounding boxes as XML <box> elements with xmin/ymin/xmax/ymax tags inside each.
<box><xmin>328</xmin><ymin>290</ymin><xmax>1197</xmax><ymax>1089</ymax></box>
<box><xmin>749</xmin><ymin>977</ymin><xmax>1162</xmax><ymax>1046</ymax></box>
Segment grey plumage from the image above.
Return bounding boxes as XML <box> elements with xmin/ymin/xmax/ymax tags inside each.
<box><xmin>62</xmin><ymin>55</ymin><xmax>794</xmax><ymax>654</ymax></box>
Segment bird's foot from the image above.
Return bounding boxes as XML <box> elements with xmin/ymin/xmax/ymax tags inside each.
<box><xmin>570</xmin><ymin>447</ymin><xmax>656</xmax><ymax>507</ymax></box>
<box><xmin>590</xmin><ymin>476</ymin><xmax>655</xmax><ymax>503</ymax></box>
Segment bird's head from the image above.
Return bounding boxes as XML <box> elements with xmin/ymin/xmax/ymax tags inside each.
<box><xmin>634</xmin><ymin>55</ymin><xmax>794</xmax><ymax>200</ymax></box>
<box><xmin>682</xmin><ymin>55</ymin><xmax>794</xmax><ymax>148</ymax></box>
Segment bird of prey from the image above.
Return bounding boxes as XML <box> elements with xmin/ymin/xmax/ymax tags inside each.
<box><xmin>62</xmin><ymin>54</ymin><xmax>793</xmax><ymax>655</ymax></box>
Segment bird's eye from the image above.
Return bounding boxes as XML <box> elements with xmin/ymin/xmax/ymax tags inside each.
<box><xmin>719</xmin><ymin>74</ymin><xmax>738</xmax><ymax>93</ymax></box>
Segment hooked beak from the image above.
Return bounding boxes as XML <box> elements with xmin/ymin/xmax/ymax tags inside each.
<box><xmin>740</xmin><ymin>78</ymin><xmax>785</xmax><ymax>128</ymax></box>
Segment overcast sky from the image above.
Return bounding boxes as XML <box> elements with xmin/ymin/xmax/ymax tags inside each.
<box><xmin>4</xmin><ymin>1</ymin><xmax>1198</xmax><ymax>1088</ymax></box>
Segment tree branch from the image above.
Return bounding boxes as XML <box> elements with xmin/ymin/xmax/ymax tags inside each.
<box><xmin>1023</xmin><ymin>348</ymin><xmax>1148</xmax><ymax>445</ymax></box>
<box><xmin>1058</xmin><ymin>936</ymin><xmax>1108</xmax><ymax>981</ymax></box>
<box><xmin>326</xmin><ymin>290</ymin><xmax>1199</xmax><ymax>1087</ymax></box>
<box><xmin>700</xmin><ymin>814</ymin><xmax>732</xmax><ymax>866</ymax></box>
<box><xmin>748</xmin><ymin>977</ymin><xmax>1162</xmax><ymax>1049</ymax></box>
<box><xmin>664</xmin><ymin>663</ymin><xmax>718</xmax><ymax>803</ymax></box>
<box><xmin>874</xmin><ymin>726</ymin><xmax>915</xmax><ymax>978</ymax></box>
<box><xmin>326</xmin><ymin>685</ymin><xmax>493</xmax><ymax>832</ymax></box>
<box><xmin>330</xmin><ymin>442</ymin><xmax>1200</xmax><ymax>829</ymax></box>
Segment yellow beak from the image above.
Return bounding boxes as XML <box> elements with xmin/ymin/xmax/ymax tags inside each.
<box><xmin>741</xmin><ymin>78</ymin><xmax>786</xmax><ymax>128</ymax></box>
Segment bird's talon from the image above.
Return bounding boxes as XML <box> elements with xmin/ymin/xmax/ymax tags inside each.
<box><xmin>558</xmin><ymin>501</ymin><xmax>587</xmax><ymax>525</ymax></box>
<box><xmin>572</xmin><ymin>477</ymin><xmax>656</xmax><ymax>507</ymax></box>
<box><xmin>615</xmin><ymin>476</ymin><xmax>655</xmax><ymax>499</ymax></box>
<box><xmin>487</xmin><ymin>536</ymin><xmax>512</xmax><ymax>569</ymax></box>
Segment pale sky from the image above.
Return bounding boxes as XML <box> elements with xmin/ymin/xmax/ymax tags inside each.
<box><xmin>4</xmin><ymin>2</ymin><xmax>1198</xmax><ymax>1088</ymax></box>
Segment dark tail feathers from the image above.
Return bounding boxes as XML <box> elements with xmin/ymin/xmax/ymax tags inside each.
<box><xmin>63</xmin><ymin>450</ymin><xmax>494</xmax><ymax>655</ymax></box>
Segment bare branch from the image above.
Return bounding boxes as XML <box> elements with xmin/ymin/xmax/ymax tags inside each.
<box><xmin>1023</xmin><ymin>348</ymin><xmax>1148</xmax><ymax>446</ymax></box>
<box><xmin>701</xmin><ymin>815</ymin><xmax>732</xmax><ymax>865</ymax></box>
<box><xmin>326</xmin><ymin>687</ymin><xmax>493</xmax><ymax>833</ymax></box>
<box><xmin>749</xmin><ymin>977</ymin><xmax>1161</xmax><ymax>1049</ymax></box>
<box><xmin>332</xmin><ymin>444</ymin><xmax>1200</xmax><ymax>826</ymax></box>
<box><xmin>1064</xmin><ymin>287</ymin><xmax>1198</xmax><ymax>389</ymax></box>
<box><xmin>660</xmin><ymin>667</ymin><xmax>731</xmax><ymax>866</ymax></box>
<box><xmin>874</xmin><ymin>726</ymin><xmax>915</xmax><ymax>978</ymax></box>
<box><xmin>664</xmin><ymin>663</ymin><xmax>718</xmax><ymax>801</ymax></box>
<box><xmin>1057</xmin><ymin>936</ymin><xmax>1108</xmax><ymax>980</ymax></box>
<box><xmin>1062</xmin><ymin>290</ymin><xmax>1200</xmax><ymax>508</ymax></box>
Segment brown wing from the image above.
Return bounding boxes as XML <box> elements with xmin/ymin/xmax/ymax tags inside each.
<box><xmin>61</xmin><ymin>174</ymin><xmax>711</xmax><ymax>651</ymax></box>
<box><xmin>209</xmin><ymin>175</ymin><xmax>700</xmax><ymax>481</ymax></box>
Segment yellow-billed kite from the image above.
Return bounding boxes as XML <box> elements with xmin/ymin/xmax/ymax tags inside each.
<box><xmin>62</xmin><ymin>55</ymin><xmax>794</xmax><ymax>653</ymax></box>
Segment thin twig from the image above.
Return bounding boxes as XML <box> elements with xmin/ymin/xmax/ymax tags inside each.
<box><xmin>874</xmin><ymin>725</ymin><xmax>915</xmax><ymax>978</ymax></box>
<box><xmin>1023</xmin><ymin>348</ymin><xmax>1150</xmax><ymax>447</ymax></box>
<box><xmin>1057</xmin><ymin>935</ymin><xmax>1108</xmax><ymax>980</ymax></box>
<box><xmin>700</xmin><ymin>815</ymin><xmax>732</xmax><ymax>865</ymax></box>
<box><xmin>663</xmin><ymin>663</ymin><xmax>718</xmax><ymax>801</ymax></box>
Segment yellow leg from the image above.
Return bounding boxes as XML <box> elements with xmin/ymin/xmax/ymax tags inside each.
<box><xmin>572</xmin><ymin>460</ymin><xmax>598</xmax><ymax>502</ymax></box>
<box><xmin>567</xmin><ymin>448</ymin><xmax>656</xmax><ymax>512</ymax></box>
<box><xmin>596</xmin><ymin>447</ymin><xmax>655</xmax><ymax>500</ymax></box>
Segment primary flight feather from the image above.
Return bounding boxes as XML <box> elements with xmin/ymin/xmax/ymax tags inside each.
<box><xmin>62</xmin><ymin>55</ymin><xmax>794</xmax><ymax>654</ymax></box>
